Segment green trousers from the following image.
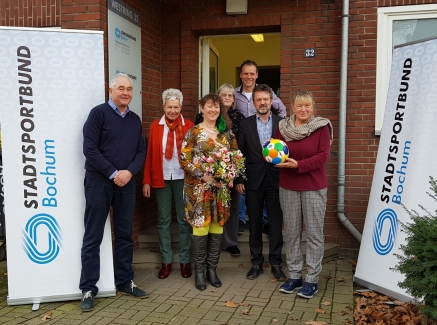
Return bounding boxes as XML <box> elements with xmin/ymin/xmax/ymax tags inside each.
<box><xmin>155</xmin><ymin>179</ymin><xmax>191</xmax><ymax>264</ymax></box>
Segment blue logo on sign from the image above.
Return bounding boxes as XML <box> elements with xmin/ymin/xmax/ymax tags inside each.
<box><xmin>115</xmin><ymin>27</ymin><xmax>128</xmax><ymax>41</ymax></box>
<box><xmin>22</xmin><ymin>213</ymin><xmax>62</xmax><ymax>264</ymax></box>
<box><xmin>372</xmin><ymin>208</ymin><xmax>398</xmax><ymax>255</ymax></box>
<box><xmin>115</xmin><ymin>28</ymin><xmax>121</xmax><ymax>38</ymax></box>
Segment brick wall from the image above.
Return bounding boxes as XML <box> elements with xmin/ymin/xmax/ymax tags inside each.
<box><xmin>0</xmin><ymin>0</ymin><xmax>61</xmax><ymax>26</ymax></box>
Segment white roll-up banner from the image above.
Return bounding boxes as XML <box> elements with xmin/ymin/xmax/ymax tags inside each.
<box><xmin>0</xmin><ymin>27</ymin><xmax>116</xmax><ymax>305</ymax></box>
<box><xmin>355</xmin><ymin>36</ymin><xmax>437</xmax><ymax>301</ymax></box>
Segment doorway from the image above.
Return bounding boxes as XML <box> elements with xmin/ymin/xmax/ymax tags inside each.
<box><xmin>200</xmin><ymin>33</ymin><xmax>281</xmax><ymax>97</ymax></box>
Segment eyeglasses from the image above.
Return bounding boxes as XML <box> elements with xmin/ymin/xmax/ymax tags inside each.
<box><xmin>220</xmin><ymin>93</ymin><xmax>234</xmax><ymax>98</ymax></box>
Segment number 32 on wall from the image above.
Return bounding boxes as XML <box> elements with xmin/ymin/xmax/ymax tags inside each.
<box><xmin>304</xmin><ymin>48</ymin><xmax>316</xmax><ymax>58</ymax></box>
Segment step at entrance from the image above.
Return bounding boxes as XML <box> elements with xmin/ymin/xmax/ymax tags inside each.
<box><xmin>133</xmin><ymin>224</ymin><xmax>340</xmax><ymax>269</ymax></box>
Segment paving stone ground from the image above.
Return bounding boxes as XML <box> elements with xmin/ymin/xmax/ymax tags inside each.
<box><xmin>0</xmin><ymin>258</ymin><xmax>355</xmax><ymax>325</ymax></box>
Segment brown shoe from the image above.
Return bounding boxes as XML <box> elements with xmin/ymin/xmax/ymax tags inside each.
<box><xmin>180</xmin><ymin>263</ymin><xmax>192</xmax><ymax>278</ymax></box>
<box><xmin>158</xmin><ymin>263</ymin><xmax>171</xmax><ymax>279</ymax></box>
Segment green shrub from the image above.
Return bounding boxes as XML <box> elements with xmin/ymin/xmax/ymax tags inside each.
<box><xmin>393</xmin><ymin>176</ymin><xmax>437</xmax><ymax>321</ymax></box>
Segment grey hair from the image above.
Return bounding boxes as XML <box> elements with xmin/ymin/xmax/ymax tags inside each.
<box><xmin>216</xmin><ymin>83</ymin><xmax>234</xmax><ymax>95</ymax></box>
<box><xmin>216</xmin><ymin>83</ymin><xmax>236</xmax><ymax>110</ymax></box>
<box><xmin>109</xmin><ymin>73</ymin><xmax>132</xmax><ymax>89</ymax></box>
<box><xmin>162</xmin><ymin>88</ymin><xmax>183</xmax><ymax>105</ymax></box>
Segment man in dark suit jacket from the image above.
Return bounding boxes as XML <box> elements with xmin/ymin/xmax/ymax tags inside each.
<box><xmin>236</xmin><ymin>84</ymin><xmax>286</xmax><ymax>281</ymax></box>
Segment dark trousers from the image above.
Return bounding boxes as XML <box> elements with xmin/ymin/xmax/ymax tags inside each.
<box><xmin>246</xmin><ymin>175</ymin><xmax>283</xmax><ymax>266</ymax></box>
<box><xmin>221</xmin><ymin>186</ymin><xmax>241</xmax><ymax>248</ymax></box>
<box><xmin>79</xmin><ymin>177</ymin><xmax>135</xmax><ymax>295</ymax></box>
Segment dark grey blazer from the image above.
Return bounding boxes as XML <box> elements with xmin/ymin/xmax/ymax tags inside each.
<box><xmin>237</xmin><ymin>114</ymin><xmax>283</xmax><ymax>191</ymax></box>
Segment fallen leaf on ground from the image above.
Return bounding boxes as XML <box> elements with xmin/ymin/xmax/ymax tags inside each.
<box><xmin>315</xmin><ymin>308</ymin><xmax>325</xmax><ymax>314</ymax></box>
<box><xmin>150</xmin><ymin>248</ymin><xmax>159</xmax><ymax>253</ymax></box>
<box><xmin>272</xmin><ymin>319</ymin><xmax>279</xmax><ymax>322</ymax></box>
<box><xmin>325</xmin><ymin>275</ymin><xmax>332</xmax><ymax>279</ymax></box>
<box><xmin>269</xmin><ymin>278</ymin><xmax>277</xmax><ymax>283</ymax></box>
<box><xmin>321</xmin><ymin>301</ymin><xmax>331</xmax><ymax>306</ymax></box>
<box><xmin>354</xmin><ymin>292</ymin><xmax>423</xmax><ymax>324</ymax></box>
<box><xmin>357</xmin><ymin>291</ymin><xmax>377</xmax><ymax>298</ymax></box>
<box><xmin>223</xmin><ymin>300</ymin><xmax>238</xmax><ymax>308</ymax></box>
<box><xmin>210</xmin><ymin>289</ymin><xmax>217</xmax><ymax>292</ymax></box>
<box><xmin>343</xmin><ymin>318</ymin><xmax>352</xmax><ymax>324</ymax></box>
<box><xmin>41</xmin><ymin>310</ymin><xmax>52</xmax><ymax>321</ymax></box>
<box><xmin>241</xmin><ymin>309</ymin><xmax>251</xmax><ymax>315</ymax></box>
<box><xmin>289</xmin><ymin>317</ymin><xmax>299</xmax><ymax>321</ymax></box>
<box><xmin>262</xmin><ymin>263</ymin><xmax>269</xmax><ymax>268</ymax></box>
<box><xmin>3</xmin><ymin>272</ymin><xmax>6</xmax><ymax>276</ymax></box>
<box><xmin>221</xmin><ymin>322</ymin><xmax>229</xmax><ymax>325</ymax></box>
<box><xmin>239</xmin><ymin>264</ymin><xmax>244</xmax><ymax>268</ymax></box>
<box><xmin>338</xmin><ymin>310</ymin><xmax>348</xmax><ymax>316</ymax></box>
<box><xmin>240</xmin><ymin>302</ymin><xmax>249</xmax><ymax>307</ymax></box>
<box><xmin>305</xmin><ymin>321</ymin><xmax>328</xmax><ymax>325</ymax></box>
<box><xmin>337</xmin><ymin>278</ymin><xmax>346</xmax><ymax>282</ymax></box>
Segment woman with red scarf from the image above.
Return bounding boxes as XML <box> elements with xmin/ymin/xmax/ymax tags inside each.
<box><xmin>143</xmin><ymin>88</ymin><xmax>194</xmax><ymax>279</ymax></box>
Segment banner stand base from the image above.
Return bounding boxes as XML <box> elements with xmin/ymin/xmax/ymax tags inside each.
<box><xmin>32</xmin><ymin>303</ymin><xmax>40</xmax><ymax>311</ymax></box>
<box><xmin>354</xmin><ymin>276</ymin><xmax>414</xmax><ymax>302</ymax></box>
<box><xmin>7</xmin><ymin>289</ymin><xmax>116</xmax><ymax>306</ymax></box>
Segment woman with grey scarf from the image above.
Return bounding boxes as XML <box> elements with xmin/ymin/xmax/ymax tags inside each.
<box><xmin>274</xmin><ymin>90</ymin><xmax>333</xmax><ymax>299</ymax></box>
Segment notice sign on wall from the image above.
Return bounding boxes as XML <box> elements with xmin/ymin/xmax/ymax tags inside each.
<box><xmin>355</xmin><ymin>36</ymin><xmax>437</xmax><ymax>301</ymax></box>
<box><xmin>0</xmin><ymin>27</ymin><xmax>115</xmax><ymax>305</ymax></box>
<box><xmin>108</xmin><ymin>0</ymin><xmax>142</xmax><ymax>119</ymax></box>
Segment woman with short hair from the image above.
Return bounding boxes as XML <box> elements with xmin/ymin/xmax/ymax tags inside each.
<box><xmin>142</xmin><ymin>88</ymin><xmax>194</xmax><ymax>279</ymax></box>
<box><xmin>195</xmin><ymin>84</ymin><xmax>245</xmax><ymax>257</ymax></box>
<box><xmin>181</xmin><ymin>93</ymin><xmax>242</xmax><ymax>290</ymax></box>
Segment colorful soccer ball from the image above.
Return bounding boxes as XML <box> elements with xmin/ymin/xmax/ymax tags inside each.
<box><xmin>262</xmin><ymin>139</ymin><xmax>289</xmax><ymax>164</ymax></box>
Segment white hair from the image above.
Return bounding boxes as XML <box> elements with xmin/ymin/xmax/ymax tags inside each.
<box><xmin>162</xmin><ymin>88</ymin><xmax>183</xmax><ymax>105</ymax></box>
<box><xmin>109</xmin><ymin>73</ymin><xmax>133</xmax><ymax>89</ymax></box>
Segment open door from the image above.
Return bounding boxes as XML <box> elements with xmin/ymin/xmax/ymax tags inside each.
<box><xmin>200</xmin><ymin>37</ymin><xmax>219</xmax><ymax>97</ymax></box>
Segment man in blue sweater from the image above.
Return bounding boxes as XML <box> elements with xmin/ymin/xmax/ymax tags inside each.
<box><xmin>79</xmin><ymin>73</ymin><xmax>147</xmax><ymax>311</ymax></box>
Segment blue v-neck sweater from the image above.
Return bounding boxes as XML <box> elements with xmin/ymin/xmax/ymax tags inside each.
<box><xmin>83</xmin><ymin>103</ymin><xmax>146</xmax><ymax>181</ymax></box>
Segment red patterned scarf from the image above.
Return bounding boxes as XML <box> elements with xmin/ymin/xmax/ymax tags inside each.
<box><xmin>165</xmin><ymin>115</ymin><xmax>184</xmax><ymax>160</ymax></box>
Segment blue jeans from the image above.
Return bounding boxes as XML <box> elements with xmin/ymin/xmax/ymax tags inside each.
<box><xmin>263</xmin><ymin>202</ymin><xmax>268</xmax><ymax>225</ymax></box>
<box><xmin>239</xmin><ymin>190</ymin><xmax>247</xmax><ymax>223</ymax></box>
<box><xmin>240</xmin><ymin>191</ymin><xmax>268</xmax><ymax>225</ymax></box>
<box><xmin>79</xmin><ymin>177</ymin><xmax>135</xmax><ymax>295</ymax></box>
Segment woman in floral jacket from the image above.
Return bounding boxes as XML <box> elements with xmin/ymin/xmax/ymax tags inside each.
<box><xmin>180</xmin><ymin>93</ymin><xmax>242</xmax><ymax>291</ymax></box>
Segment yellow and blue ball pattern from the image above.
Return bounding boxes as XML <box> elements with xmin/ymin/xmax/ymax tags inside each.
<box><xmin>262</xmin><ymin>139</ymin><xmax>289</xmax><ymax>164</ymax></box>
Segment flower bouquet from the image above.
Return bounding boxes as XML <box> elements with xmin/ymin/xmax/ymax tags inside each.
<box><xmin>199</xmin><ymin>147</ymin><xmax>245</xmax><ymax>207</ymax></box>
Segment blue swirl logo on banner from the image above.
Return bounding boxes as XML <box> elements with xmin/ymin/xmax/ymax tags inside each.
<box><xmin>22</xmin><ymin>213</ymin><xmax>62</xmax><ymax>264</ymax></box>
<box><xmin>115</xmin><ymin>28</ymin><xmax>121</xmax><ymax>38</ymax></box>
<box><xmin>372</xmin><ymin>208</ymin><xmax>398</xmax><ymax>255</ymax></box>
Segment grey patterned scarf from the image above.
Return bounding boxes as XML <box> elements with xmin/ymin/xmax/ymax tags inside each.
<box><xmin>278</xmin><ymin>114</ymin><xmax>333</xmax><ymax>144</ymax></box>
